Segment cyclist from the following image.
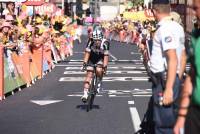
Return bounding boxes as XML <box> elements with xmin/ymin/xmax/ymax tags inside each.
<box><xmin>81</xmin><ymin>29</ymin><xmax>110</xmax><ymax>102</ymax></box>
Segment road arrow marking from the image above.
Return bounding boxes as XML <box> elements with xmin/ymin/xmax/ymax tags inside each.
<box><xmin>30</xmin><ymin>100</ymin><xmax>64</xmax><ymax>106</ymax></box>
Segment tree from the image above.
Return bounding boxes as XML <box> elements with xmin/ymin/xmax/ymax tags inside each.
<box><xmin>132</xmin><ymin>0</ymin><xmax>144</xmax><ymax>6</ymax></box>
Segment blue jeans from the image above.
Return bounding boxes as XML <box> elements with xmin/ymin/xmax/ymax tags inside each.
<box><xmin>152</xmin><ymin>75</ymin><xmax>181</xmax><ymax>134</ymax></box>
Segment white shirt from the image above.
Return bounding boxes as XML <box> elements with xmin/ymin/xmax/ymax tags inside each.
<box><xmin>150</xmin><ymin>17</ymin><xmax>185</xmax><ymax>73</ymax></box>
<box><xmin>2</xmin><ymin>8</ymin><xmax>17</xmax><ymax>16</ymax></box>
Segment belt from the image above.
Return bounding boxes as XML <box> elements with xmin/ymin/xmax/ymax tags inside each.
<box><xmin>151</xmin><ymin>71</ymin><xmax>179</xmax><ymax>78</ymax></box>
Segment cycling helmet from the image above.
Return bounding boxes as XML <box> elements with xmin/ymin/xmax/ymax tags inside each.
<box><xmin>92</xmin><ymin>29</ymin><xmax>103</xmax><ymax>40</ymax></box>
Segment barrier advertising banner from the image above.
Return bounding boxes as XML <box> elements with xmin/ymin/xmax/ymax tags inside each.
<box><xmin>35</xmin><ymin>3</ymin><xmax>57</xmax><ymax>15</ymax></box>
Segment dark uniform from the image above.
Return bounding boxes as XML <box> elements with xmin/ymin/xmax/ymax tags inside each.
<box><xmin>85</xmin><ymin>38</ymin><xmax>110</xmax><ymax>70</ymax></box>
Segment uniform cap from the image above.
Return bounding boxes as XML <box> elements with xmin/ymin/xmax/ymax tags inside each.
<box><xmin>152</xmin><ymin>0</ymin><xmax>170</xmax><ymax>4</ymax></box>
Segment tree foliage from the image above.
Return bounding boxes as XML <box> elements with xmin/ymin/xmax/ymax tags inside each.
<box><xmin>132</xmin><ymin>0</ymin><xmax>144</xmax><ymax>6</ymax></box>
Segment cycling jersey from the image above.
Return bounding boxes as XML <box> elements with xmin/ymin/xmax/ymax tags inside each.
<box><xmin>85</xmin><ymin>38</ymin><xmax>110</xmax><ymax>66</ymax></box>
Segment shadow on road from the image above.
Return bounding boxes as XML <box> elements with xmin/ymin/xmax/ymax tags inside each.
<box><xmin>76</xmin><ymin>105</ymin><xmax>100</xmax><ymax>110</ymax></box>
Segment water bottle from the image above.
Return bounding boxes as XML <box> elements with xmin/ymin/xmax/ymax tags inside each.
<box><xmin>158</xmin><ymin>92</ymin><xmax>163</xmax><ymax>106</ymax></box>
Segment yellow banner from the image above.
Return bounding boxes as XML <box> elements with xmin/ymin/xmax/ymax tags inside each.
<box><xmin>123</xmin><ymin>11</ymin><xmax>154</xmax><ymax>21</ymax></box>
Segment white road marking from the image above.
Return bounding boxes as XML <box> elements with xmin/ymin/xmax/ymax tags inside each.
<box><xmin>123</xmin><ymin>66</ymin><xmax>145</xmax><ymax>69</ymax></box>
<box><xmin>68</xmin><ymin>60</ymin><xmax>83</xmax><ymax>62</ymax></box>
<box><xmin>132</xmin><ymin>92</ymin><xmax>152</xmax><ymax>94</ymax></box>
<box><xmin>109</xmin><ymin>95</ymin><xmax>130</xmax><ymax>97</ymax></box>
<box><xmin>131</xmin><ymin>52</ymin><xmax>141</xmax><ymax>55</ymax></box>
<box><xmin>108</xmin><ymin>92</ymin><xmax>128</xmax><ymax>95</ymax></box>
<box><xmin>116</xmin><ymin>60</ymin><xmax>142</xmax><ymax>62</ymax></box>
<box><xmin>133</xmin><ymin>94</ymin><xmax>152</xmax><ymax>97</ymax></box>
<box><xmin>109</xmin><ymin>90</ymin><xmax>117</xmax><ymax>93</ymax></box>
<box><xmin>30</xmin><ymin>100</ymin><xmax>63</xmax><ymax>106</ymax></box>
<box><xmin>68</xmin><ymin>94</ymin><xmax>82</xmax><ymax>97</ymax></box>
<box><xmin>109</xmin><ymin>52</ymin><xmax>118</xmax><ymax>61</ymax></box>
<box><xmin>123</xmin><ymin>91</ymin><xmax>132</xmax><ymax>93</ymax></box>
<box><xmin>67</xmin><ymin>62</ymin><xmax>116</xmax><ymax>65</ymax></box>
<box><xmin>59</xmin><ymin>77</ymin><xmax>149</xmax><ymax>82</ymax></box>
<box><xmin>64</xmin><ymin>70</ymin><xmax>146</xmax><ymax>75</ymax></box>
<box><xmin>135</xmin><ymin>62</ymin><xmax>143</xmax><ymax>65</ymax></box>
<box><xmin>100</xmin><ymin>89</ymin><xmax>151</xmax><ymax>92</ymax></box>
<box><xmin>65</xmin><ymin>66</ymin><xmax>140</xmax><ymax>70</ymax></box>
<box><xmin>55</xmin><ymin>64</ymin><xmax>76</xmax><ymax>67</ymax></box>
<box><xmin>67</xmin><ymin>94</ymin><xmax>103</xmax><ymax>97</ymax></box>
<box><xmin>146</xmin><ymin>89</ymin><xmax>152</xmax><ymax>91</ymax></box>
<box><xmin>68</xmin><ymin>62</ymin><xmax>83</xmax><ymax>64</ymax></box>
<box><xmin>65</xmin><ymin>67</ymin><xmax>83</xmax><ymax>70</ymax></box>
<box><xmin>129</xmin><ymin>107</ymin><xmax>141</xmax><ymax>132</ymax></box>
<box><xmin>96</xmin><ymin>95</ymin><xmax>103</xmax><ymax>97</ymax></box>
<box><xmin>109</xmin><ymin>95</ymin><xmax>116</xmax><ymax>97</ymax></box>
<box><xmin>128</xmin><ymin>101</ymin><xmax>135</xmax><ymax>105</ymax></box>
<box><xmin>63</xmin><ymin>66</ymin><xmax>145</xmax><ymax>70</ymax></box>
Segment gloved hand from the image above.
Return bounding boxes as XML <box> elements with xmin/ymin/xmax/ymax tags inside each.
<box><xmin>81</xmin><ymin>62</ymin><xmax>87</xmax><ymax>71</ymax></box>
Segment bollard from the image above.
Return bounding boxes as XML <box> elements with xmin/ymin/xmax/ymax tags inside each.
<box><xmin>0</xmin><ymin>45</ymin><xmax>4</xmax><ymax>100</ymax></box>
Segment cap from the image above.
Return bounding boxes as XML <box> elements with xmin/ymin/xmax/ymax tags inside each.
<box><xmin>152</xmin><ymin>0</ymin><xmax>170</xmax><ymax>4</ymax></box>
<box><xmin>170</xmin><ymin>12</ymin><xmax>182</xmax><ymax>25</ymax></box>
<box><xmin>5</xmin><ymin>15</ymin><xmax>14</xmax><ymax>21</ymax></box>
<box><xmin>1</xmin><ymin>21</ymin><xmax>12</xmax><ymax>29</ymax></box>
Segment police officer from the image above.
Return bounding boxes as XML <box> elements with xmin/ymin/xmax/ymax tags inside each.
<box><xmin>150</xmin><ymin>0</ymin><xmax>185</xmax><ymax>133</ymax></box>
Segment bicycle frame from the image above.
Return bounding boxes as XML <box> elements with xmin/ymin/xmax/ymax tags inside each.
<box><xmin>86</xmin><ymin>64</ymin><xmax>99</xmax><ymax>112</ymax></box>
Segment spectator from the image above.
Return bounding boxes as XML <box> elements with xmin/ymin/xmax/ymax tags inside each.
<box><xmin>174</xmin><ymin>0</ymin><xmax>200</xmax><ymax>133</ymax></box>
<box><xmin>3</xmin><ymin>2</ymin><xmax>17</xmax><ymax>16</ymax></box>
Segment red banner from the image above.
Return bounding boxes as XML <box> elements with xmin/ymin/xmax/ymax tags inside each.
<box><xmin>23</xmin><ymin>0</ymin><xmax>45</xmax><ymax>6</ymax></box>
